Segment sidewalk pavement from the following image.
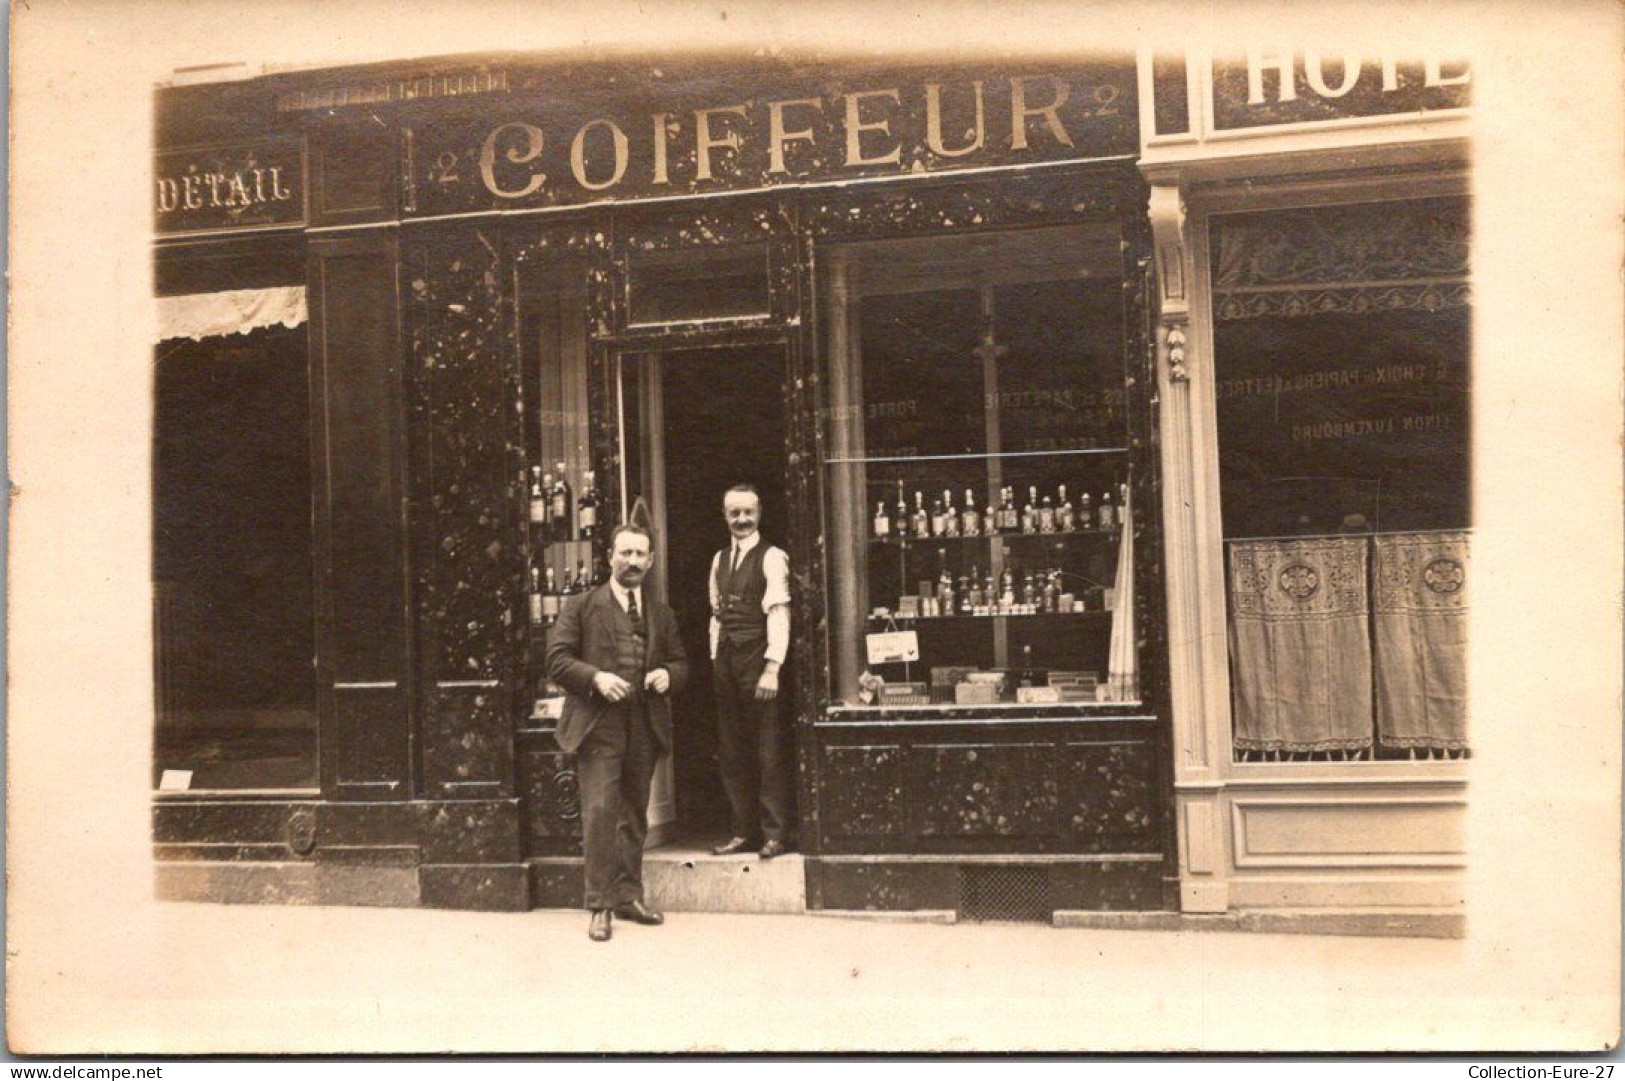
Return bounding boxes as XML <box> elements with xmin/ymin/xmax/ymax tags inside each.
<box><xmin>8</xmin><ymin>898</ymin><xmax>1506</xmax><ymax>1054</ymax></box>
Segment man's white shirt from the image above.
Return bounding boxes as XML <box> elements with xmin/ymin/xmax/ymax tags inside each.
<box><xmin>707</xmin><ymin>529</ymin><xmax>791</xmax><ymax>664</ymax></box>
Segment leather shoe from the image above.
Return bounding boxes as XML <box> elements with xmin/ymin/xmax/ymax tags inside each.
<box><xmin>758</xmin><ymin>839</ymin><xmax>792</xmax><ymax>860</ymax></box>
<box><xmin>588</xmin><ymin>909</ymin><xmax>612</xmax><ymax>942</ymax></box>
<box><xmin>611</xmin><ymin>900</ymin><xmax>665</xmax><ymax>926</ymax></box>
<box><xmin>712</xmin><ymin>836</ymin><xmax>758</xmax><ymax>856</ymax></box>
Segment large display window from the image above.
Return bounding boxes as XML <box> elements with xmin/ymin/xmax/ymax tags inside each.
<box><xmin>820</xmin><ymin>225</ymin><xmax>1146</xmax><ymax>711</ymax></box>
<box><xmin>1209</xmin><ymin>196</ymin><xmax>1471</xmax><ymax>761</ymax></box>
<box><xmin>153</xmin><ymin>317</ymin><xmax>317</xmax><ymax>790</ymax></box>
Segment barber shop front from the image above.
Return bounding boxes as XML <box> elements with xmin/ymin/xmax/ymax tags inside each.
<box><xmin>154</xmin><ymin>48</ymin><xmax>1469</xmax><ymax>931</ymax></box>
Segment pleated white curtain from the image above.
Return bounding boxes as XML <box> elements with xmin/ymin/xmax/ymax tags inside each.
<box><xmin>1105</xmin><ymin>484</ymin><xmax>1138</xmax><ymax>702</ymax></box>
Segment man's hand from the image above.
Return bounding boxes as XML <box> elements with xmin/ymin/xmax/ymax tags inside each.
<box><xmin>754</xmin><ymin>665</ymin><xmax>780</xmax><ymax>701</ymax></box>
<box><xmin>644</xmin><ymin>668</ymin><xmax>671</xmax><ymax>695</ymax></box>
<box><xmin>592</xmin><ymin>671</ymin><xmax>634</xmax><ymax>702</ymax></box>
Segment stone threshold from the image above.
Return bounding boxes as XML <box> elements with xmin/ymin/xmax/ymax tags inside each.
<box><xmin>1052</xmin><ymin>908</ymin><xmax>1465</xmax><ymax>939</ymax></box>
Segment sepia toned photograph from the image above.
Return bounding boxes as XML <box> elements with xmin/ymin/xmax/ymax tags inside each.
<box><xmin>7</xmin><ymin>0</ymin><xmax>1622</xmax><ymax>1056</ymax></box>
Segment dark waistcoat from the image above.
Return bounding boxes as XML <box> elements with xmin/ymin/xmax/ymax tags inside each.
<box><xmin>715</xmin><ymin>541</ymin><xmax>769</xmax><ymax>646</ymax></box>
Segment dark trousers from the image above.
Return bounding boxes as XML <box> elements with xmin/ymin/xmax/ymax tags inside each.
<box><xmin>576</xmin><ymin>700</ymin><xmax>657</xmax><ymax>910</ymax></box>
<box><xmin>713</xmin><ymin>635</ymin><xmax>792</xmax><ymax>843</ymax></box>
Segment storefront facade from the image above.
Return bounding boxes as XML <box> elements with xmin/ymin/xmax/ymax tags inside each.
<box><xmin>153</xmin><ymin>48</ymin><xmax>1468</xmax><ymax>930</ymax></box>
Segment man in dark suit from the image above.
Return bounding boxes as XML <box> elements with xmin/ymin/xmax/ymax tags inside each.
<box><xmin>546</xmin><ymin>523</ymin><xmax>687</xmax><ymax>942</ymax></box>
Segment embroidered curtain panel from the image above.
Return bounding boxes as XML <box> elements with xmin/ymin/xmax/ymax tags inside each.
<box><xmin>1373</xmin><ymin>531</ymin><xmax>1469</xmax><ymax>752</ymax></box>
<box><xmin>1228</xmin><ymin>536</ymin><xmax>1373</xmax><ymax>754</ymax></box>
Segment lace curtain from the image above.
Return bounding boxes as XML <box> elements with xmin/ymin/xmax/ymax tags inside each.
<box><xmin>1228</xmin><ymin>531</ymin><xmax>1470</xmax><ymax>755</ymax></box>
<box><xmin>156</xmin><ymin>286</ymin><xmax>307</xmax><ymax>343</ymax></box>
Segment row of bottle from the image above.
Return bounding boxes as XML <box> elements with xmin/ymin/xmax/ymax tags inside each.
<box><xmin>875</xmin><ymin>482</ymin><xmax>1126</xmax><ymax>541</ymax></box>
<box><xmin>527</xmin><ymin>559</ymin><xmax>605</xmax><ymax>627</ymax></box>
<box><xmin>527</xmin><ymin>462</ymin><xmax>602</xmax><ymax>543</ymax></box>
<box><xmin>899</xmin><ymin>551</ymin><xmax>1109</xmax><ymax>618</ymax></box>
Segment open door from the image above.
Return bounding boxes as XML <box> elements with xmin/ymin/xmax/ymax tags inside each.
<box><xmin>617</xmin><ymin>343</ymin><xmax>790</xmax><ymax>846</ymax></box>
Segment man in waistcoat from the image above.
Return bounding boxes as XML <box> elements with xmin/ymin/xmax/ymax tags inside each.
<box><xmin>547</xmin><ymin>523</ymin><xmax>688</xmax><ymax>942</ymax></box>
<box><xmin>708</xmin><ymin>484</ymin><xmax>795</xmax><ymax>859</ymax></box>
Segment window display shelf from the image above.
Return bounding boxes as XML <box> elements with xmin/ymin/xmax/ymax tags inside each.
<box><xmin>870</xmin><ymin>527</ymin><xmax>1121</xmax><ymax>547</ymax></box>
<box><xmin>826</xmin><ymin>447</ymin><xmax>1129</xmax><ymax>466</ymax></box>
<box><xmin>868</xmin><ymin>610</ymin><xmax>1114</xmax><ymax>623</ymax></box>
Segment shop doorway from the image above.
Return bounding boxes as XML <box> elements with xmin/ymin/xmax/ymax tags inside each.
<box><xmin>620</xmin><ymin>343</ymin><xmax>790</xmax><ymax>844</ymax></box>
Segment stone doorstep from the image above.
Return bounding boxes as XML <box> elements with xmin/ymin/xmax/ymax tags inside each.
<box><xmin>641</xmin><ymin>845</ymin><xmax>808</xmax><ymax>915</ymax></box>
<box><xmin>1052</xmin><ymin>908</ymin><xmax>1467</xmax><ymax>940</ymax></box>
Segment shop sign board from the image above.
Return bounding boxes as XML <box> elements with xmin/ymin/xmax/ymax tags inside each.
<box><xmin>1211</xmin><ymin>51</ymin><xmax>1471</xmax><ymax>131</ymax></box>
<box><xmin>403</xmin><ymin>59</ymin><xmax>1139</xmax><ymax>215</ymax></box>
<box><xmin>1151</xmin><ymin>50</ymin><xmax>1471</xmax><ymax>139</ymax></box>
<box><xmin>154</xmin><ymin>138</ymin><xmax>307</xmax><ymax>236</ymax></box>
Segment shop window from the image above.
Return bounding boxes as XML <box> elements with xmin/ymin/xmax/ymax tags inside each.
<box><xmin>1210</xmin><ymin>196</ymin><xmax>1470</xmax><ymax>762</ymax></box>
<box><xmin>153</xmin><ymin>321</ymin><xmax>317</xmax><ymax>790</ymax></box>
<box><xmin>820</xmin><ymin>225</ymin><xmax>1145</xmax><ymax>711</ymax></box>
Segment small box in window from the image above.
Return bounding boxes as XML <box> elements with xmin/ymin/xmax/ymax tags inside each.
<box><xmin>879</xmin><ymin>681</ymin><xmax>930</xmax><ymax>706</ymax></box>
<box><xmin>931</xmin><ymin>666</ymin><xmax>977</xmax><ymax>703</ymax></box>
<box><xmin>954</xmin><ymin>682</ymin><xmax>999</xmax><ymax>705</ymax></box>
<box><xmin>1016</xmin><ymin>685</ymin><xmax>1061</xmax><ymax>704</ymax></box>
<box><xmin>897</xmin><ymin>595</ymin><xmax>920</xmax><ymax>619</ymax></box>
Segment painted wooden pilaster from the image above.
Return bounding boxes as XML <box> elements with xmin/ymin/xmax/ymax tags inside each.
<box><xmin>1150</xmin><ymin>180</ymin><xmax>1230</xmax><ymax>913</ymax></box>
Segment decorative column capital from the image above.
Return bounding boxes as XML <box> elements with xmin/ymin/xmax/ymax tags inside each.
<box><xmin>1148</xmin><ymin>181</ymin><xmax>1194</xmax><ymax>385</ymax></box>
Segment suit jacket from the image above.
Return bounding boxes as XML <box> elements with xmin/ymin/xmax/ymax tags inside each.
<box><xmin>545</xmin><ymin>583</ymin><xmax>689</xmax><ymax>755</ymax></box>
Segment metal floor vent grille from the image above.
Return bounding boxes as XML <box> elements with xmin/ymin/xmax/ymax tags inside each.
<box><xmin>958</xmin><ymin>865</ymin><xmax>1051</xmax><ymax>923</ymax></box>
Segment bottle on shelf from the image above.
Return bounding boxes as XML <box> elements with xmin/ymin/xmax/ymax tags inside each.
<box><xmin>572</xmin><ymin>559</ymin><xmax>590</xmax><ymax>594</ymax></box>
<box><xmin>966</xmin><ymin>564</ymin><xmax>983</xmax><ymax>610</ymax></box>
<box><xmin>529</xmin><ymin>467</ymin><xmax>549</xmax><ymax>526</ymax></box>
<box><xmin>541</xmin><ymin>566</ymin><xmax>562</xmax><ymax>625</ymax></box>
<box><xmin>911</xmin><ymin>490</ymin><xmax>930</xmax><ymax>539</ymax></box>
<box><xmin>1022</xmin><ymin>572</ymin><xmax>1038</xmax><ymax>609</ymax></box>
<box><xmin>873</xmin><ymin>500</ymin><xmax>891</xmax><ymax>540</ymax></box>
<box><xmin>983</xmin><ymin>568</ymin><xmax>998</xmax><ymax>612</ymax></box>
<box><xmin>999</xmin><ymin>550</ymin><xmax>1016</xmax><ymax>610</ymax></box>
<box><xmin>1057</xmin><ymin>484</ymin><xmax>1075</xmax><ymax>532</ymax></box>
<box><xmin>982</xmin><ymin>491</ymin><xmax>998</xmax><ymax>537</ymax></box>
<box><xmin>937</xmin><ymin>549</ymin><xmax>955</xmax><ymax>616</ymax></box>
<box><xmin>1038</xmin><ymin>492</ymin><xmax>1056</xmax><ymax>534</ymax></box>
<box><xmin>1080</xmin><ymin>491</ymin><xmax>1093</xmax><ymax>530</ymax></box>
<box><xmin>1098</xmin><ymin>488</ymin><xmax>1116</xmax><ymax>530</ymax></box>
<box><xmin>1021</xmin><ymin>486</ymin><xmax>1038</xmax><ymax>534</ymax></box>
<box><xmin>528</xmin><ymin>565</ymin><xmax>545</xmax><ymax>625</ymax></box>
<box><xmin>895</xmin><ymin>482</ymin><xmax>908</xmax><ymax>542</ymax></box>
<box><xmin>550</xmin><ymin>463</ymin><xmax>573</xmax><ymax>540</ymax></box>
<box><xmin>577</xmin><ymin>470</ymin><xmax>600</xmax><ymax>540</ymax></box>
<box><xmin>962</xmin><ymin>488</ymin><xmax>980</xmax><ymax>537</ymax></box>
<box><xmin>1015</xmin><ymin>643</ymin><xmax>1044</xmax><ymax>691</ymax></box>
<box><xmin>1043</xmin><ymin>570</ymin><xmax>1061</xmax><ymax>613</ymax></box>
<box><xmin>939</xmin><ymin>489</ymin><xmax>959</xmax><ymax>537</ymax></box>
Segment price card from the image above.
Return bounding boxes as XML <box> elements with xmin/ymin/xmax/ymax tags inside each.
<box><xmin>158</xmin><ymin>770</ymin><xmax>193</xmax><ymax>792</ymax></box>
<box><xmin>866</xmin><ymin>629</ymin><xmax>920</xmax><ymax>665</ymax></box>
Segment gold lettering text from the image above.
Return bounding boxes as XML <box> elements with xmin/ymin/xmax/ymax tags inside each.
<box><xmin>843</xmin><ymin>89</ymin><xmax>902</xmax><ymax>166</ymax></box>
<box><xmin>925</xmin><ymin>81</ymin><xmax>985</xmax><ymax>158</ymax></box>
<box><xmin>479</xmin><ymin>122</ymin><xmax>547</xmax><ymax>199</ymax></box>
<box><xmin>694</xmin><ymin>104</ymin><xmax>748</xmax><ymax>181</ymax></box>
<box><xmin>570</xmin><ymin>118</ymin><xmax>629</xmax><ymax>191</ymax></box>
<box><xmin>1010</xmin><ymin>76</ymin><xmax>1073</xmax><ymax>150</ymax></box>
<box><xmin>767</xmin><ymin>97</ymin><xmax>822</xmax><ymax>174</ymax></box>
